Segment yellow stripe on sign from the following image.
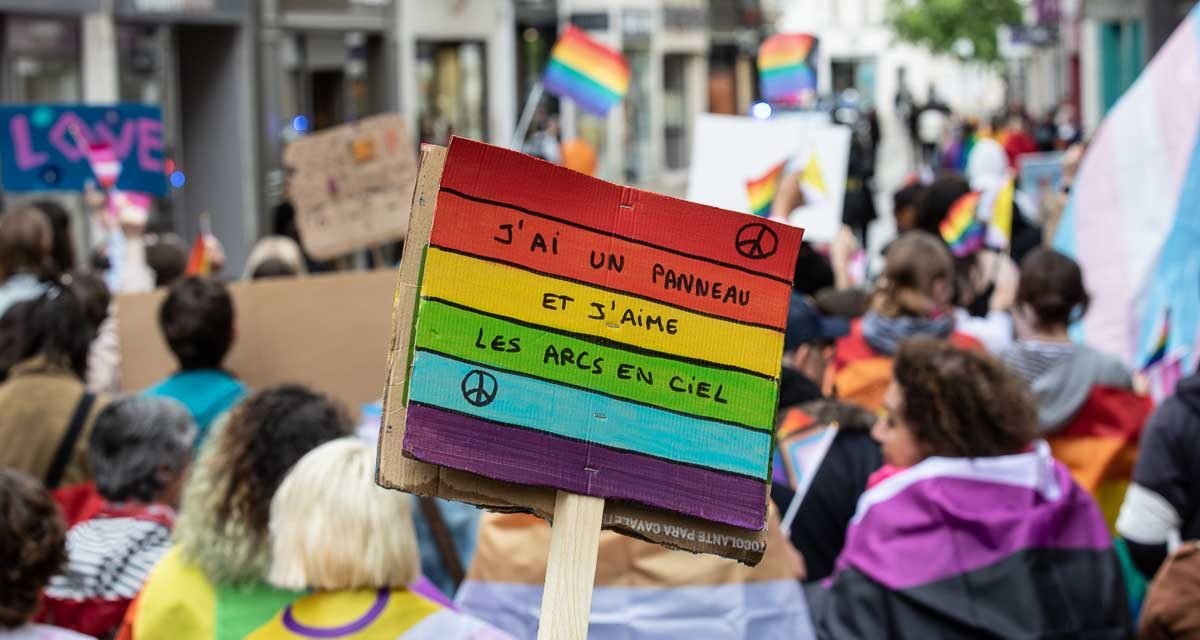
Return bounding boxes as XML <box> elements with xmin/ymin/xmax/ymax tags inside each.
<box><xmin>420</xmin><ymin>248</ymin><xmax>783</xmax><ymax>378</ymax></box>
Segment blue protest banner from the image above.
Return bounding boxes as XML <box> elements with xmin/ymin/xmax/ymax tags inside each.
<box><xmin>0</xmin><ymin>104</ymin><xmax>166</xmax><ymax>196</ymax></box>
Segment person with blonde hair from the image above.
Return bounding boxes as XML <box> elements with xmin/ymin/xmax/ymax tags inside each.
<box><xmin>829</xmin><ymin>231</ymin><xmax>981</xmax><ymax>411</ymax></box>
<box><xmin>243</xmin><ymin>236</ymin><xmax>307</xmax><ymax>281</ymax></box>
<box><xmin>248</xmin><ymin>438</ymin><xmax>509</xmax><ymax>638</ymax></box>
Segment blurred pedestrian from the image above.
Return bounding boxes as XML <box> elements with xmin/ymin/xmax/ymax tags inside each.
<box><xmin>810</xmin><ymin>338</ymin><xmax>1130</xmax><ymax>638</ymax></box>
<box><xmin>779</xmin><ymin>292</ymin><xmax>848</xmax><ymax>408</ymax></box>
<box><xmin>243</xmin><ymin>236</ymin><xmax>307</xmax><ymax>281</ymax></box>
<box><xmin>143</xmin><ymin>234</ymin><xmax>188</xmax><ymax>289</ymax></box>
<box><xmin>249</xmin><ymin>438</ymin><xmax>510</xmax><ymax>638</ymax></box>
<box><xmin>126</xmin><ymin>385</ymin><xmax>353</xmax><ymax>640</ymax></box>
<box><xmin>891</xmin><ymin>179</ymin><xmax>926</xmax><ymax>235</ymax></box>
<box><xmin>771</xmin><ymin>399</ymin><xmax>880</xmax><ymax>583</ymax></box>
<box><xmin>830</xmin><ymin>231</ymin><xmax>980</xmax><ymax>412</ymax></box>
<box><xmin>0</xmin><ymin>206</ymin><xmax>52</xmax><ymax>317</ymax></box>
<box><xmin>42</xmin><ymin>397</ymin><xmax>195</xmax><ymax>637</ymax></box>
<box><xmin>1001</xmin><ymin>113</ymin><xmax>1037</xmax><ymax>169</ymax></box>
<box><xmin>145</xmin><ymin>277</ymin><xmax>246</xmax><ymax>446</ymax></box>
<box><xmin>28</xmin><ymin>199</ymin><xmax>77</xmax><ymax>276</ymax></box>
<box><xmin>1118</xmin><ymin>370</ymin><xmax>1200</xmax><ymax>581</ymax></box>
<box><xmin>0</xmin><ymin>286</ymin><xmax>107</xmax><ymax>488</ymax></box>
<box><xmin>0</xmin><ymin>470</ymin><xmax>93</xmax><ymax>640</ymax></box>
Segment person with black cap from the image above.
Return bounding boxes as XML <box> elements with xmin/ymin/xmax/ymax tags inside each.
<box><xmin>779</xmin><ymin>292</ymin><xmax>848</xmax><ymax>409</ymax></box>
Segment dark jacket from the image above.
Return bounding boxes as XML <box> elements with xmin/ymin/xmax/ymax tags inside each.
<box><xmin>1119</xmin><ymin>373</ymin><xmax>1200</xmax><ymax>578</ymax></box>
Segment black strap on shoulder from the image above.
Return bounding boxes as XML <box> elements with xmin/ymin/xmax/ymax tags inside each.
<box><xmin>45</xmin><ymin>392</ymin><xmax>95</xmax><ymax>489</ymax></box>
<box><xmin>417</xmin><ymin>496</ymin><xmax>465</xmax><ymax>588</ymax></box>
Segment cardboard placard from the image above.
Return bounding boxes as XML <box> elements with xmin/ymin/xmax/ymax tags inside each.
<box><xmin>0</xmin><ymin>104</ymin><xmax>166</xmax><ymax>195</ymax></box>
<box><xmin>117</xmin><ymin>270</ymin><xmax>397</xmax><ymax>410</ymax></box>
<box><xmin>282</xmin><ymin>113</ymin><xmax>417</xmax><ymax>260</ymax></box>
<box><xmin>377</xmin><ymin>140</ymin><xmax>803</xmax><ymax>564</ymax></box>
<box><xmin>687</xmin><ymin>113</ymin><xmax>850</xmax><ymax>243</ymax></box>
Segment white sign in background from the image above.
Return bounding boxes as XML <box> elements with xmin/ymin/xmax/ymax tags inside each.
<box><xmin>686</xmin><ymin>113</ymin><xmax>851</xmax><ymax>243</ymax></box>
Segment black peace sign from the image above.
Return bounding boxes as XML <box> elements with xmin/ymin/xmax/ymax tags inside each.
<box><xmin>460</xmin><ymin>370</ymin><xmax>498</xmax><ymax>407</ymax></box>
<box><xmin>735</xmin><ymin>223</ymin><xmax>778</xmax><ymax>260</ymax></box>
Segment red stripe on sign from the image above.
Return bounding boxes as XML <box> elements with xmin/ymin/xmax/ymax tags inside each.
<box><xmin>429</xmin><ymin>190</ymin><xmax>792</xmax><ymax>331</ymax></box>
<box><xmin>440</xmin><ymin>137</ymin><xmax>804</xmax><ymax>282</ymax></box>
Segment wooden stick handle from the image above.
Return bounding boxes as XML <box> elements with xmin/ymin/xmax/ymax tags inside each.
<box><xmin>536</xmin><ymin>491</ymin><xmax>605</xmax><ymax>640</ymax></box>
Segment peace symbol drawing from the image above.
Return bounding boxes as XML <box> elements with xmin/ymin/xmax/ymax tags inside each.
<box><xmin>460</xmin><ymin>370</ymin><xmax>499</xmax><ymax>407</ymax></box>
<box><xmin>735</xmin><ymin>223</ymin><xmax>779</xmax><ymax>260</ymax></box>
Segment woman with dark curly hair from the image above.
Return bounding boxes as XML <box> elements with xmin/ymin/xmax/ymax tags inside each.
<box><xmin>0</xmin><ymin>469</ymin><xmax>91</xmax><ymax>640</ymax></box>
<box><xmin>810</xmin><ymin>338</ymin><xmax>1130</xmax><ymax>638</ymax></box>
<box><xmin>124</xmin><ymin>385</ymin><xmax>353</xmax><ymax>640</ymax></box>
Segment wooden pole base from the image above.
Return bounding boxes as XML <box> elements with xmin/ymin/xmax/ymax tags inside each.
<box><xmin>536</xmin><ymin>491</ymin><xmax>605</xmax><ymax>640</ymax></box>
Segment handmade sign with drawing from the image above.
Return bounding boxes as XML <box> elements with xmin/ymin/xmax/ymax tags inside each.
<box><xmin>282</xmin><ymin>113</ymin><xmax>416</xmax><ymax>260</ymax></box>
<box><xmin>0</xmin><ymin>104</ymin><xmax>166</xmax><ymax>195</ymax></box>
<box><xmin>380</xmin><ymin>135</ymin><xmax>802</xmax><ymax>548</ymax></box>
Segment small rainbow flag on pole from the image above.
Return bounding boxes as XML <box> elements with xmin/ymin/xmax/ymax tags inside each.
<box><xmin>1143</xmin><ymin>310</ymin><xmax>1170</xmax><ymax>370</ymax></box>
<box><xmin>758</xmin><ymin>34</ymin><xmax>818</xmax><ymax>104</ymax></box>
<box><xmin>940</xmin><ymin>192</ymin><xmax>986</xmax><ymax>257</ymax></box>
<box><xmin>543</xmin><ymin>25</ymin><xmax>630</xmax><ymax>116</ymax></box>
<box><xmin>745</xmin><ymin>159</ymin><xmax>787</xmax><ymax>217</ymax></box>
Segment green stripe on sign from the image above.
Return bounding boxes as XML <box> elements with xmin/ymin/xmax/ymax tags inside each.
<box><xmin>412</xmin><ymin>299</ymin><xmax>777</xmax><ymax>430</ymax></box>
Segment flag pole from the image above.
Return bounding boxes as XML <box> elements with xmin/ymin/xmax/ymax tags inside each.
<box><xmin>511</xmin><ymin>81</ymin><xmax>545</xmax><ymax>150</ymax></box>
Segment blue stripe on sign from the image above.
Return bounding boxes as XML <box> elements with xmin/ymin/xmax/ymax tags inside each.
<box><xmin>407</xmin><ymin>350</ymin><xmax>772</xmax><ymax>480</ymax></box>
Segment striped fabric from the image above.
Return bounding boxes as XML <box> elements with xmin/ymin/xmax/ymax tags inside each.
<box><xmin>455</xmin><ymin>510</ymin><xmax>814</xmax><ymax>639</ymax></box>
<box><xmin>816</xmin><ymin>445</ymin><xmax>1130</xmax><ymax>637</ymax></box>
<box><xmin>1054</xmin><ymin>5</ymin><xmax>1200</xmax><ymax>376</ymax></box>
<box><xmin>1002</xmin><ymin>340</ymin><xmax>1078</xmax><ymax>383</ymax></box>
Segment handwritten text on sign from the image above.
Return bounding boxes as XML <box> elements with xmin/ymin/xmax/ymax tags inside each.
<box><xmin>0</xmin><ymin>104</ymin><xmax>166</xmax><ymax>195</ymax></box>
<box><xmin>402</xmin><ymin>138</ymin><xmax>802</xmax><ymax>530</ymax></box>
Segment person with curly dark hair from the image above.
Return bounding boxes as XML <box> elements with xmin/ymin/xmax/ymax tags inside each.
<box><xmin>125</xmin><ymin>384</ymin><xmax>353</xmax><ymax>640</ymax></box>
<box><xmin>0</xmin><ymin>469</ymin><xmax>91</xmax><ymax>640</ymax></box>
<box><xmin>145</xmin><ymin>276</ymin><xmax>246</xmax><ymax>446</ymax></box>
<box><xmin>809</xmin><ymin>338</ymin><xmax>1130</xmax><ymax>638</ymax></box>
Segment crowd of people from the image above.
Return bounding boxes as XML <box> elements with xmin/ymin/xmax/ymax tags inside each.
<box><xmin>0</xmin><ymin>97</ymin><xmax>1197</xmax><ymax>640</ymax></box>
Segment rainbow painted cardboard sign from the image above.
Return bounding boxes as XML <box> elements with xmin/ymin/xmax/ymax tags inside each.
<box><xmin>383</xmin><ymin>137</ymin><xmax>802</xmax><ymax>539</ymax></box>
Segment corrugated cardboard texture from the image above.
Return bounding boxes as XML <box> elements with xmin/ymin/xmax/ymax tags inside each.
<box><xmin>282</xmin><ymin>113</ymin><xmax>417</xmax><ymax>259</ymax></box>
<box><xmin>118</xmin><ymin>270</ymin><xmax>397</xmax><ymax>409</ymax></box>
<box><xmin>377</xmin><ymin>144</ymin><xmax>778</xmax><ymax>565</ymax></box>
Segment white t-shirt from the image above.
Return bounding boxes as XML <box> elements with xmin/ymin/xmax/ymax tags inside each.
<box><xmin>0</xmin><ymin>624</ymin><xmax>94</xmax><ymax>640</ymax></box>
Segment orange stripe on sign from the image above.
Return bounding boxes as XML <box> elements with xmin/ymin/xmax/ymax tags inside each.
<box><xmin>430</xmin><ymin>189</ymin><xmax>793</xmax><ymax>331</ymax></box>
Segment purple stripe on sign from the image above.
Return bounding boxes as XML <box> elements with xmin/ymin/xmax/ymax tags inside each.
<box><xmin>404</xmin><ymin>403</ymin><xmax>768</xmax><ymax>530</ymax></box>
<box><xmin>834</xmin><ymin>464</ymin><xmax>1112</xmax><ymax>591</ymax></box>
<box><xmin>281</xmin><ymin>588</ymin><xmax>389</xmax><ymax>637</ymax></box>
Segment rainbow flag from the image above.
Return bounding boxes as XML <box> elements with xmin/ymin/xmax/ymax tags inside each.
<box><xmin>745</xmin><ymin>159</ymin><xmax>787</xmax><ymax>217</ymax></box>
<box><xmin>184</xmin><ymin>232</ymin><xmax>210</xmax><ymax>276</ymax></box>
<box><xmin>758</xmin><ymin>34</ymin><xmax>818</xmax><ymax>104</ymax></box>
<box><xmin>940</xmin><ymin>192</ymin><xmax>985</xmax><ymax>257</ymax></box>
<box><xmin>543</xmin><ymin>25</ymin><xmax>630</xmax><ymax>116</ymax></box>
<box><xmin>1143</xmin><ymin>310</ymin><xmax>1170</xmax><ymax>370</ymax></box>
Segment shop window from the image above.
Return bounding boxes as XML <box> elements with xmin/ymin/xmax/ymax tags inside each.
<box><xmin>663</xmin><ymin>54</ymin><xmax>690</xmax><ymax>171</ymax></box>
<box><xmin>2</xmin><ymin>16</ymin><xmax>81</xmax><ymax>103</ymax></box>
<box><xmin>416</xmin><ymin>41</ymin><xmax>487</xmax><ymax>146</ymax></box>
<box><xmin>622</xmin><ymin>46</ymin><xmax>651</xmax><ymax>184</ymax></box>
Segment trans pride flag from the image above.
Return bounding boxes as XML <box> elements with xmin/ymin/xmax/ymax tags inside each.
<box><xmin>758</xmin><ymin>34</ymin><xmax>818</xmax><ymax>104</ymax></box>
<box><xmin>1055</xmin><ymin>5</ymin><xmax>1200</xmax><ymax>377</ymax></box>
<box><xmin>543</xmin><ymin>25</ymin><xmax>630</xmax><ymax>116</ymax></box>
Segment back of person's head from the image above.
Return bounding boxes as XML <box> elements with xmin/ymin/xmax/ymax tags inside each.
<box><xmin>874</xmin><ymin>231</ymin><xmax>954</xmax><ymax>318</ymax></box>
<box><xmin>89</xmin><ymin>396</ymin><xmax>196</xmax><ymax>505</ymax></box>
<box><xmin>0</xmin><ymin>300</ymin><xmax>34</xmax><ymax>382</ymax></box>
<box><xmin>65</xmin><ymin>271</ymin><xmax>111</xmax><ymax>333</ymax></box>
<box><xmin>159</xmin><ymin>276</ymin><xmax>234</xmax><ymax>370</ymax></box>
<box><xmin>199</xmin><ymin>384</ymin><xmax>350</xmax><ymax>564</ymax></box>
<box><xmin>5</xmin><ymin>285</ymin><xmax>93</xmax><ymax>379</ymax></box>
<box><xmin>30</xmin><ymin>200</ymin><xmax>75</xmax><ymax>275</ymax></box>
<box><xmin>1017</xmin><ymin>248</ymin><xmax>1089</xmax><ymax>330</ymax></box>
<box><xmin>892</xmin><ymin>182</ymin><xmax>926</xmax><ymax>233</ymax></box>
<box><xmin>0</xmin><ymin>469</ymin><xmax>66</xmax><ymax>629</ymax></box>
<box><xmin>914</xmin><ymin>173</ymin><xmax>970</xmax><ymax>236</ymax></box>
<box><xmin>0</xmin><ymin>207</ymin><xmax>51</xmax><ymax>280</ymax></box>
<box><xmin>244</xmin><ymin>236</ymin><xmax>306</xmax><ymax>280</ymax></box>
<box><xmin>268</xmin><ymin>438</ymin><xmax>418</xmax><ymax>591</ymax></box>
<box><xmin>792</xmin><ymin>242</ymin><xmax>835</xmax><ymax>296</ymax></box>
<box><xmin>892</xmin><ymin>338</ymin><xmax>1035</xmax><ymax>459</ymax></box>
<box><xmin>145</xmin><ymin>234</ymin><xmax>188</xmax><ymax>288</ymax></box>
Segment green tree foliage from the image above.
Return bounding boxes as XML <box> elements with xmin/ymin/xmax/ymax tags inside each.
<box><xmin>886</xmin><ymin>0</ymin><xmax>1024</xmax><ymax>64</ymax></box>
